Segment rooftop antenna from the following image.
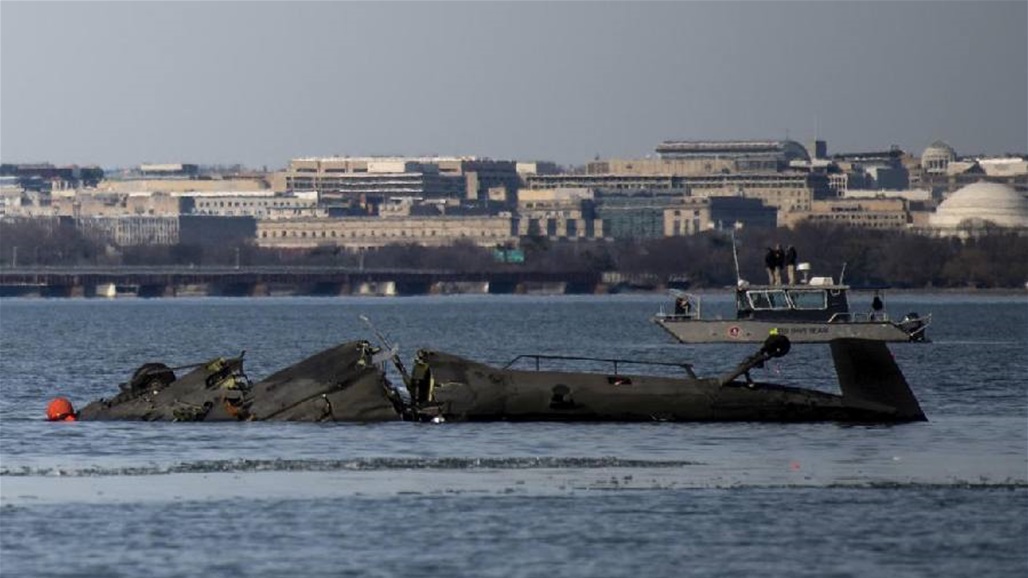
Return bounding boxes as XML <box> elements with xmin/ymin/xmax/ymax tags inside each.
<box><xmin>731</xmin><ymin>228</ymin><xmax>742</xmax><ymax>285</ymax></box>
<box><xmin>839</xmin><ymin>262</ymin><xmax>847</xmax><ymax>286</ymax></box>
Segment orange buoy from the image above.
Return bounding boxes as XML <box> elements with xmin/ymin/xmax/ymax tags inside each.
<box><xmin>46</xmin><ymin>397</ymin><xmax>77</xmax><ymax>422</ymax></box>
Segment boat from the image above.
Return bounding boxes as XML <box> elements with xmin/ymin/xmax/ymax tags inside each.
<box><xmin>652</xmin><ymin>237</ymin><xmax>930</xmax><ymax>344</ymax></box>
<box><xmin>653</xmin><ymin>281</ymin><xmax>930</xmax><ymax>344</ymax></box>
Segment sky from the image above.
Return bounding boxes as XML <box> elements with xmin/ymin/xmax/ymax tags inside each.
<box><xmin>1</xmin><ymin>0</ymin><xmax>1026</xmax><ymax>170</ymax></box>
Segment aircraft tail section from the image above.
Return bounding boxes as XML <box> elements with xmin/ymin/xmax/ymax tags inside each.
<box><xmin>830</xmin><ymin>339</ymin><xmax>927</xmax><ymax>422</ymax></box>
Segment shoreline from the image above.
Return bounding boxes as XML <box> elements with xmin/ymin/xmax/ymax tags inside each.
<box><xmin>0</xmin><ymin>285</ymin><xmax>1024</xmax><ymax>299</ymax></box>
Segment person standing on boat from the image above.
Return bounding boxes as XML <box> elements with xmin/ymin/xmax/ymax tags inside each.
<box><xmin>871</xmin><ymin>291</ymin><xmax>885</xmax><ymax>320</ymax></box>
<box><xmin>774</xmin><ymin>245</ymin><xmax>786</xmax><ymax>285</ymax></box>
<box><xmin>785</xmin><ymin>245</ymin><xmax>798</xmax><ymax>285</ymax></box>
<box><xmin>771</xmin><ymin>244</ymin><xmax>785</xmax><ymax>285</ymax></box>
<box><xmin>765</xmin><ymin>247</ymin><xmax>777</xmax><ymax>285</ymax></box>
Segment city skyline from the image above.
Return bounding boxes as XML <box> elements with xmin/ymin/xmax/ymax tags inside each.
<box><xmin>2</xmin><ymin>1</ymin><xmax>1026</xmax><ymax>169</ymax></box>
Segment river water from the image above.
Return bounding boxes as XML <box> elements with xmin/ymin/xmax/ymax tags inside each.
<box><xmin>1</xmin><ymin>293</ymin><xmax>1025</xmax><ymax>577</ymax></box>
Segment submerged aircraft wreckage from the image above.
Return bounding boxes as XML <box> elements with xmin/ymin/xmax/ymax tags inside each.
<box><xmin>56</xmin><ymin>323</ymin><xmax>927</xmax><ymax>424</ymax></box>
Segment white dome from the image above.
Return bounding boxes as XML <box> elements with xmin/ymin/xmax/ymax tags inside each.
<box><xmin>923</xmin><ymin>140</ymin><xmax>956</xmax><ymax>160</ymax></box>
<box><xmin>930</xmin><ymin>181</ymin><xmax>1028</xmax><ymax>229</ymax></box>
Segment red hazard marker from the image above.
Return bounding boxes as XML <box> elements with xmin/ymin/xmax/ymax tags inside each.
<box><xmin>46</xmin><ymin>397</ymin><xmax>78</xmax><ymax>422</ymax></box>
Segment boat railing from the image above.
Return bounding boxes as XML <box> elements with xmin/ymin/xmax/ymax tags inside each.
<box><xmin>832</xmin><ymin>311</ymin><xmax>905</xmax><ymax>323</ymax></box>
<box><xmin>827</xmin><ymin>312</ymin><xmax>851</xmax><ymax>323</ymax></box>
<box><xmin>503</xmin><ymin>354</ymin><xmax>697</xmax><ymax>379</ymax></box>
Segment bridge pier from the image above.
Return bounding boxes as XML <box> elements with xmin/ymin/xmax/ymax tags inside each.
<box><xmin>175</xmin><ymin>283</ymin><xmax>212</xmax><ymax>297</ymax></box>
<box><xmin>516</xmin><ymin>281</ymin><xmax>567</xmax><ymax>295</ymax></box>
<box><xmin>355</xmin><ymin>281</ymin><xmax>396</xmax><ymax>296</ymax></box>
<box><xmin>429</xmin><ymin>281</ymin><xmax>490</xmax><ymax>295</ymax></box>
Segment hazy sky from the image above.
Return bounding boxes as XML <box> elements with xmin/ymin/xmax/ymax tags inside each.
<box><xmin>2</xmin><ymin>1</ymin><xmax>1025</xmax><ymax>169</ymax></box>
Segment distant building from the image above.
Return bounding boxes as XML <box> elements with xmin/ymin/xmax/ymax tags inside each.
<box><xmin>927</xmin><ymin>181</ymin><xmax>1028</xmax><ymax>237</ymax></box>
<box><xmin>179</xmin><ymin>216</ymin><xmax>258</xmax><ymax>246</ymax></box>
<box><xmin>74</xmin><ymin>215</ymin><xmax>255</xmax><ymax>246</ymax></box>
<box><xmin>515</xmin><ymin>188</ymin><xmax>602</xmax><ymax>239</ymax></box>
<box><xmin>527</xmin><ymin>171</ymin><xmax>825</xmax><ymax>215</ymax></box>
<box><xmin>786</xmin><ymin>198</ymin><xmax>910</xmax><ymax>229</ymax></box>
<box><xmin>920</xmin><ymin>141</ymin><xmax>957</xmax><ymax>175</ymax></box>
<box><xmin>138</xmin><ymin>163</ymin><xmax>200</xmax><ymax>178</ymax></box>
<box><xmin>187</xmin><ymin>191</ymin><xmax>321</xmax><ymax>219</ymax></box>
<box><xmin>831</xmin><ymin>148</ymin><xmax>910</xmax><ymax>192</ymax></box>
<box><xmin>99</xmin><ymin>178</ymin><xmax>271</xmax><ymax>194</ymax></box>
<box><xmin>595</xmin><ymin>192</ymin><xmax>686</xmax><ymax>239</ymax></box>
<box><xmin>915</xmin><ymin>141</ymin><xmax>1027</xmax><ymax>196</ymax></box>
<box><xmin>515</xmin><ymin>161</ymin><xmax>560</xmax><ymax>179</ymax></box>
<box><xmin>256</xmin><ymin>215</ymin><xmax>517</xmax><ymax>250</ymax></box>
<box><xmin>0</xmin><ymin>163</ymin><xmax>104</xmax><ymax>191</ymax></box>
<box><xmin>654</xmin><ymin>140</ymin><xmax>811</xmax><ymax>171</ymax></box>
<box><xmin>842</xmin><ymin>189</ymin><xmax>933</xmax><ymax>204</ymax></box>
<box><xmin>663</xmin><ymin>196</ymin><xmax>777</xmax><ymax>237</ymax></box>
<box><xmin>280</xmin><ymin>156</ymin><xmax>520</xmax><ymax>206</ymax></box>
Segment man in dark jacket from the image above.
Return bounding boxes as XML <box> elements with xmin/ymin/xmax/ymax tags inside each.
<box><xmin>785</xmin><ymin>245</ymin><xmax>798</xmax><ymax>285</ymax></box>
<box><xmin>771</xmin><ymin>244</ymin><xmax>785</xmax><ymax>285</ymax></box>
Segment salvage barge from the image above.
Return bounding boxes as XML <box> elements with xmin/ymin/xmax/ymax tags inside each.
<box><xmin>67</xmin><ymin>335</ymin><xmax>926</xmax><ymax>424</ymax></box>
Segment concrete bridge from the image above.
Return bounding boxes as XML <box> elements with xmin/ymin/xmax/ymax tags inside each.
<box><xmin>0</xmin><ymin>266</ymin><xmax>617</xmax><ymax>298</ymax></box>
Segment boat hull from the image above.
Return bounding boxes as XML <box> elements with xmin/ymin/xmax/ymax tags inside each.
<box><xmin>653</xmin><ymin>317</ymin><xmax>923</xmax><ymax>344</ymax></box>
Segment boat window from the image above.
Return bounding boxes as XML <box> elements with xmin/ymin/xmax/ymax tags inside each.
<box><xmin>747</xmin><ymin>290</ymin><xmax>790</xmax><ymax>310</ymax></box>
<box><xmin>767</xmin><ymin>290</ymin><xmax>790</xmax><ymax>309</ymax></box>
<box><xmin>749</xmin><ymin>291</ymin><xmax>771</xmax><ymax>309</ymax></box>
<box><xmin>787</xmin><ymin>289</ymin><xmax>827</xmax><ymax>310</ymax></box>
